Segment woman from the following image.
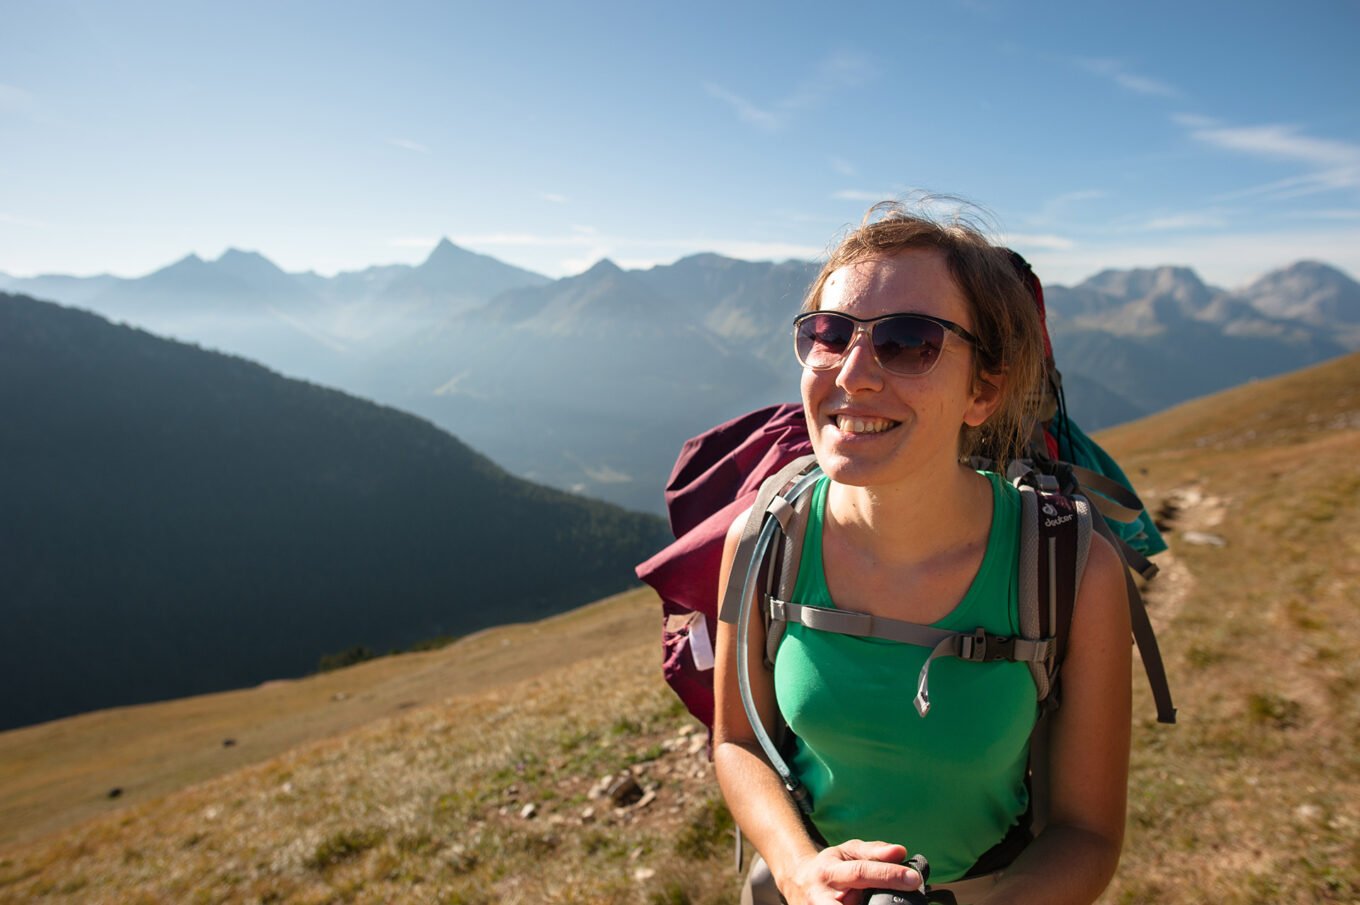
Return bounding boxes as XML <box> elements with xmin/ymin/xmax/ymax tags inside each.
<box><xmin>713</xmin><ymin>205</ymin><xmax>1131</xmax><ymax>905</ymax></box>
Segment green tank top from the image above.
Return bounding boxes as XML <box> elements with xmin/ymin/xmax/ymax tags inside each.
<box><xmin>773</xmin><ymin>471</ymin><xmax>1036</xmax><ymax>883</ymax></box>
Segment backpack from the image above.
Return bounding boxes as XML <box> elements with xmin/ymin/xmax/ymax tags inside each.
<box><xmin>635</xmin><ymin>402</ymin><xmax>1176</xmax><ymax>730</ymax></box>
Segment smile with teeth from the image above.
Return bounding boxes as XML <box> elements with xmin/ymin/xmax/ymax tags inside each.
<box><xmin>834</xmin><ymin>414</ymin><xmax>899</xmax><ymax>434</ymax></box>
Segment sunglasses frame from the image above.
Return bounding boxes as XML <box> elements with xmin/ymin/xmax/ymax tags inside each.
<box><xmin>792</xmin><ymin>310</ymin><xmax>979</xmax><ymax>377</ymax></box>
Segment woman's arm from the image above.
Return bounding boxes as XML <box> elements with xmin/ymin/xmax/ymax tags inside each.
<box><xmin>977</xmin><ymin>531</ymin><xmax>1133</xmax><ymax>905</ymax></box>
<box><xmin>712</xmin><ymin>510</ymin><xmax>923</xmax><ymax>905</ymax></box>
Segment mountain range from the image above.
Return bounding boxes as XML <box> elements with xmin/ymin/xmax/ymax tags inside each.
<box><xmin>0</xmin><ymin>291</ymin><xmax>669</xmax><ymax>730</ymax></box>
<box><xmin>4</xmin><ymin>245</ymin><xmax>1356</xmax><ymax>513</ymax></box>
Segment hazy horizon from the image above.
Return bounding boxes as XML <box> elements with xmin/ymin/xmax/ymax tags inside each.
<box><xmin>5</xmin><ymin>1</ymin><xmax>1359</xmax><ymax>288</ymax></box>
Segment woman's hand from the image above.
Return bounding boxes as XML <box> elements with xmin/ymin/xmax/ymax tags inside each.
<box><xmin>779</xmin><ymin>840</ymin><xmax>923</xmax><ymax>905</ymax></box>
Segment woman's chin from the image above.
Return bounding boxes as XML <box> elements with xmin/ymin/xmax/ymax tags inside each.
<box><xmin>813</xmin><ymin>425</ymin><xmax>904</xmax><ymax>485</ymax></box>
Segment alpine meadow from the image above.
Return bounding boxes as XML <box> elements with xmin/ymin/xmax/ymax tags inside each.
<box><xmin>0</xmin><ymin>348</ymin><xmax>1356</xmax><ymax>902</ymax></box>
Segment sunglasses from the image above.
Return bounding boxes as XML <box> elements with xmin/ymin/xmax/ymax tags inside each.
<box><xmin>792</xmin><ymin>310</ymin><xmax>978</xmax><ymax>377</ymax></box>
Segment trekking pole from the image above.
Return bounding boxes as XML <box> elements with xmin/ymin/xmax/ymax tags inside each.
<box><xmin>863</xmin><ymin>854</ymin><xmax>932</xmax><ymax>905</ymax></box>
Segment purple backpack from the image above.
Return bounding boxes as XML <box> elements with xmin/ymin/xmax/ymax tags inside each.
<box><xmin>634</xmin><ymin>403</ymin><xmax>811</xmax><ymax>728</ymax></box>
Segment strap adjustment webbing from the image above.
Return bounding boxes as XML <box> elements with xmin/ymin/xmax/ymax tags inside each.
<box><xmin>959</xmin><ymin>628</ymin><xmax>1053</xmax><ymax>664</ymax></box>
<box><xmin>768</xmin><ymin>598</ymin><xmax>1054</xmax><ymax>718</ymax></box>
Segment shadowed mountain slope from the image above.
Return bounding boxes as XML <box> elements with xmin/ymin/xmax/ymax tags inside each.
<box><xmin>0</xmin><ymin>292</ymin><xmax>669</xmax><ymax>731</ymax></box>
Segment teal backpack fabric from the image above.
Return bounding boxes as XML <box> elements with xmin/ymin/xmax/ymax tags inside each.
<box><xmin>1053</xmin><ymin>412</ymin><xmax>1167</xmax><ymax>557</ymax></box>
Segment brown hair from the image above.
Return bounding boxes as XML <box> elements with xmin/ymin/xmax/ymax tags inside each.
<box><xmin>802</xmin><ymin>200</ymin><xmax>1046</xmax><ymax>470</ymax></box>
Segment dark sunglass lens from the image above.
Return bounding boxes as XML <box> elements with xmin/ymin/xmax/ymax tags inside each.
<box><xmin>872</xmin><ymin>316</ymin><xmax>944</xmax><ymax>375</ymax></box>
<box><xmin>796</xmin><ymin>314</ymin><xmax>854</xmax><ymax>367</ymax></box>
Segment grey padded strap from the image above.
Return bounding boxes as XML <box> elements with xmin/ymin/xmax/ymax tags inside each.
<box><xmin>769</xmin><ymin>599</ymin><xmax>958</xmax><ymax>647</ymax></box>
<box><xmin>718</xmin><ymin>454</ymin><xmax>819</xmax><ymax>625</ymax></box>
<box><xmin>766</xmin><ymin>477</ymin><xmax>816</xmax><ymax>666</ymax></box>
<box><xmin>1016</xmin><ymin>483</ymin><xmax>1048</xmax><ymax>701</ymax></box>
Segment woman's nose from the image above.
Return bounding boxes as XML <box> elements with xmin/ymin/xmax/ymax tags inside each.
<box><xmin>834</xmin><ymin>328</ymin><xmax>883</xmax><ymax>393</ymax></box>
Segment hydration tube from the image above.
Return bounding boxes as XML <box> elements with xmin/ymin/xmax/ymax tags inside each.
<box><xmin>735</xmin><ymin>466</ymin><xmax>823</xmax><ymax>816</ymax></box>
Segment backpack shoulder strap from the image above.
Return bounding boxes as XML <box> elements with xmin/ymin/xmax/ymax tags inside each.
<box><xmin>1015</xmin><ymin>476</ymin><xmax>1092</xmax><ymax>707</ymax></box>
<box><xmin>1089</xmin><ymin>514</ymin><xmax>1178</xmax><ymax>724</ymax></box>
<box><xmin>1015</xmin><ymin>475</ymin><xmax>1091</xmax><ymax>837</ymax></box>
<box><xmin>717</xmin><ymin>454</ymin><xmax>819</xmax><ymax>626</ymax></box>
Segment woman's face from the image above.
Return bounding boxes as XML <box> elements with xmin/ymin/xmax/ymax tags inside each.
<box><xmin>800</xmin><ymin>249</ymin><xmax>999</xmax><ymax>488</ymax></box>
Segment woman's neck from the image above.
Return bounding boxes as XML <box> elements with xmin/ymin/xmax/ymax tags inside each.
<box><xmin>824</xmin><ymin>458</ymin><xmax>992</xmax><ymax>568</ymax></box>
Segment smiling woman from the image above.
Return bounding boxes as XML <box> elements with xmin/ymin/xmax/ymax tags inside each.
<box><xmin>712</xmin><ymin>202</ymin><xmax>1132</xmax><ymax>905</ymax></box>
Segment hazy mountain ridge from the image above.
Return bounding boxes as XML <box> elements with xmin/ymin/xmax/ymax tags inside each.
<box><xmin>0</xmin><ymin>291</ymin><xmax>670</xmax><ymax>731</ymax></box>
<box><xmin>4</xmin><ymin>246</ymin><xmax>1356</xmax><ymax>512</ymax></box>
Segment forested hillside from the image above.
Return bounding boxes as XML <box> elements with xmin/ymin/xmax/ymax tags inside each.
<box><xmin>0</xmin><ymin>292</ymin><xmax>669</xmax><ymax>730</ymax></box>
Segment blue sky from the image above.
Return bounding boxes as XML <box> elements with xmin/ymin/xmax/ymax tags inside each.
<box><xmin>4</xmin><ymin>0</ymin><xmax>1358</xmax><ymax>287</ymax></box>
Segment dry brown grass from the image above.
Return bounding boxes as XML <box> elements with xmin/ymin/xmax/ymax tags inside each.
<box><xmin>1097</xmin><ymin>352</ymin><xmax>1359</xmax><ymax>903</ymax></box>
<box><xmin>2</xmin><ymin>353</ymin><xmax>1357</xmax><ymax>904</ymax></box>
<box><xmin>0</xmin><ymin>588</ymin><xmax>659</xmax><ymax>850</ymax></box>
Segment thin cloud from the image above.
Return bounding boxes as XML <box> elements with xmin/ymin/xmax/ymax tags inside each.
<box><xmin>1077</xmin><ymin>58</ymin><xmax>1180</xmax><ymax>99</ymax></box>
<box><xmin>1140</xmin><ymin>212</ymin><xmax>1229</xmax><ymax>231</ymax></box>
<box><xmin>707</xmin><ymin>50</ymin><xmax>873</xmax><ymax>131</ymax></box>
<box><xmin>704</xmin><ymin>82</ymin><xmax>781</xmax><ymax>130</ymax></box>
<box><xmin>782</xmin><ymin>50</ymin><xmax>873</xmax><ymax>112</ymax></box>
<box><xmin>387</xmin><ymin>138</ymin><xmax>430</xmax><ymax>153</ymax></box>
<box><xmin>541</xmin><ymin>193</ymin><xmax>568</xmax><ymax>204</ymax></box>
<box><xmin>1187</xmin><ymin>123</ymin><xmax>1359</xmax><ymax>168</ymax></box>
<box><xmin>387</xmin><ymin>236</ymin><xmax>439</xmax><ymax>249</ymax></box>
<box><xmin>1177</xmin><ymin>118</ymin><xmax>1360</xmax><ymax>201</ymax></box>
<box><xmin>832</xmin><ymin>189</ymin><xmax>891</xmax><ymax>202</ymax></box>
<box><xmin>1002</xmin><ymin>233</ymin><xmax>1076</xmax><ymax>251</ymax></box>
<box><xmin>830</xmin><ymin>157</ymin><xmax>857</xmax><ymax>177</ymax></box>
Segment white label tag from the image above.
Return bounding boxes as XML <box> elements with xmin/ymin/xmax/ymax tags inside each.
<box><xmin>689</xmin><ymin>613</ymin><xmax>715</xmax><ymax>672</ymax></box>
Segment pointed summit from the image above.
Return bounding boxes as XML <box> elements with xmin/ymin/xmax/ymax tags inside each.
<box><xmin>215</xmin><ymin>248</ymin><xmax>290</xmax><ymax>280</ymax></box>
<box><xmin>217</xmin><ymin>248</ymin><xmax>273</xmax><ymax>266</ymax></box>
<box><xmin>150</xmin><ymin>252</ymin><xmax>210</xmax><ymax>279</ymax></box>
<box><xmin>422</xmin><ymin>237</ymin><xmax>473</xmax><ymax>267</ymax></box>
<box><xmin>583</xmin><ymin>258</ymin><xmax>622</xmax><ymax>277</ymax></box>
<box><xmin>381</xmin><ymin>237</ymin><xmax>550</xmax><ymax>315</ymax></box>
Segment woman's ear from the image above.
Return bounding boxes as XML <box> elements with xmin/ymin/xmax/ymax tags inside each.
<box><xmin>963</xmin><ymin>371</ymin><xmax>1005</xmax><ymax>428</ymax></box>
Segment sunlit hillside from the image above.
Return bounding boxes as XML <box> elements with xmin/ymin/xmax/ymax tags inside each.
<box><xmin>1</xmin><ymin>353</ymin><xmax>1356</xmax><ymax>904</ymax></box>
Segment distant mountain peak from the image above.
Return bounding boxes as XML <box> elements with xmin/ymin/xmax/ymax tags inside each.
<box><xmin>1254</xmin><ymin>260</ymin><xmax>1355</xmax><ymax>285</ymax></box>
<box><xmin>584</xmin><ymin>258</ymin><xmax>622</xmax><ymax>276</ymax></box>
<box><xmin>418</xmin><ymin>238</ymin><xmax>547</xmax><ymax>282</ymax></box>
<box><xmin>215</xmin><ymin>248</ymin><xmax>291</xmax><ymax>278</ymax></box>
<box><xmin>218</xmin><ymin>248</ymin><xmax>270</xmax><ymax>264</ymax></box>
<box><xmin>423</xmin><ymin>237</ymin><xmax>475</xmax><ymax>266</ymax></box>
<box><xmin>1244</xmin><ymin>259</ymin><xmax>1360</xmax><ymax>326</ymax></box>
<box><xmin>154</xmin><ymin>253</ymin><xmax>210</xmax><ymax>276</ymax></box>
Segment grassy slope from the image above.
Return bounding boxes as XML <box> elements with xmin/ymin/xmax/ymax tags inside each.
<box><xmin>1</xmin><ymin>353</ymin><xmax>1357</xmax><ymax>904</ymax></box>
<box><xmin>0</xmin><ymin>589</ymin><xmax>657</xmax><ymax>851</ymax></box>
